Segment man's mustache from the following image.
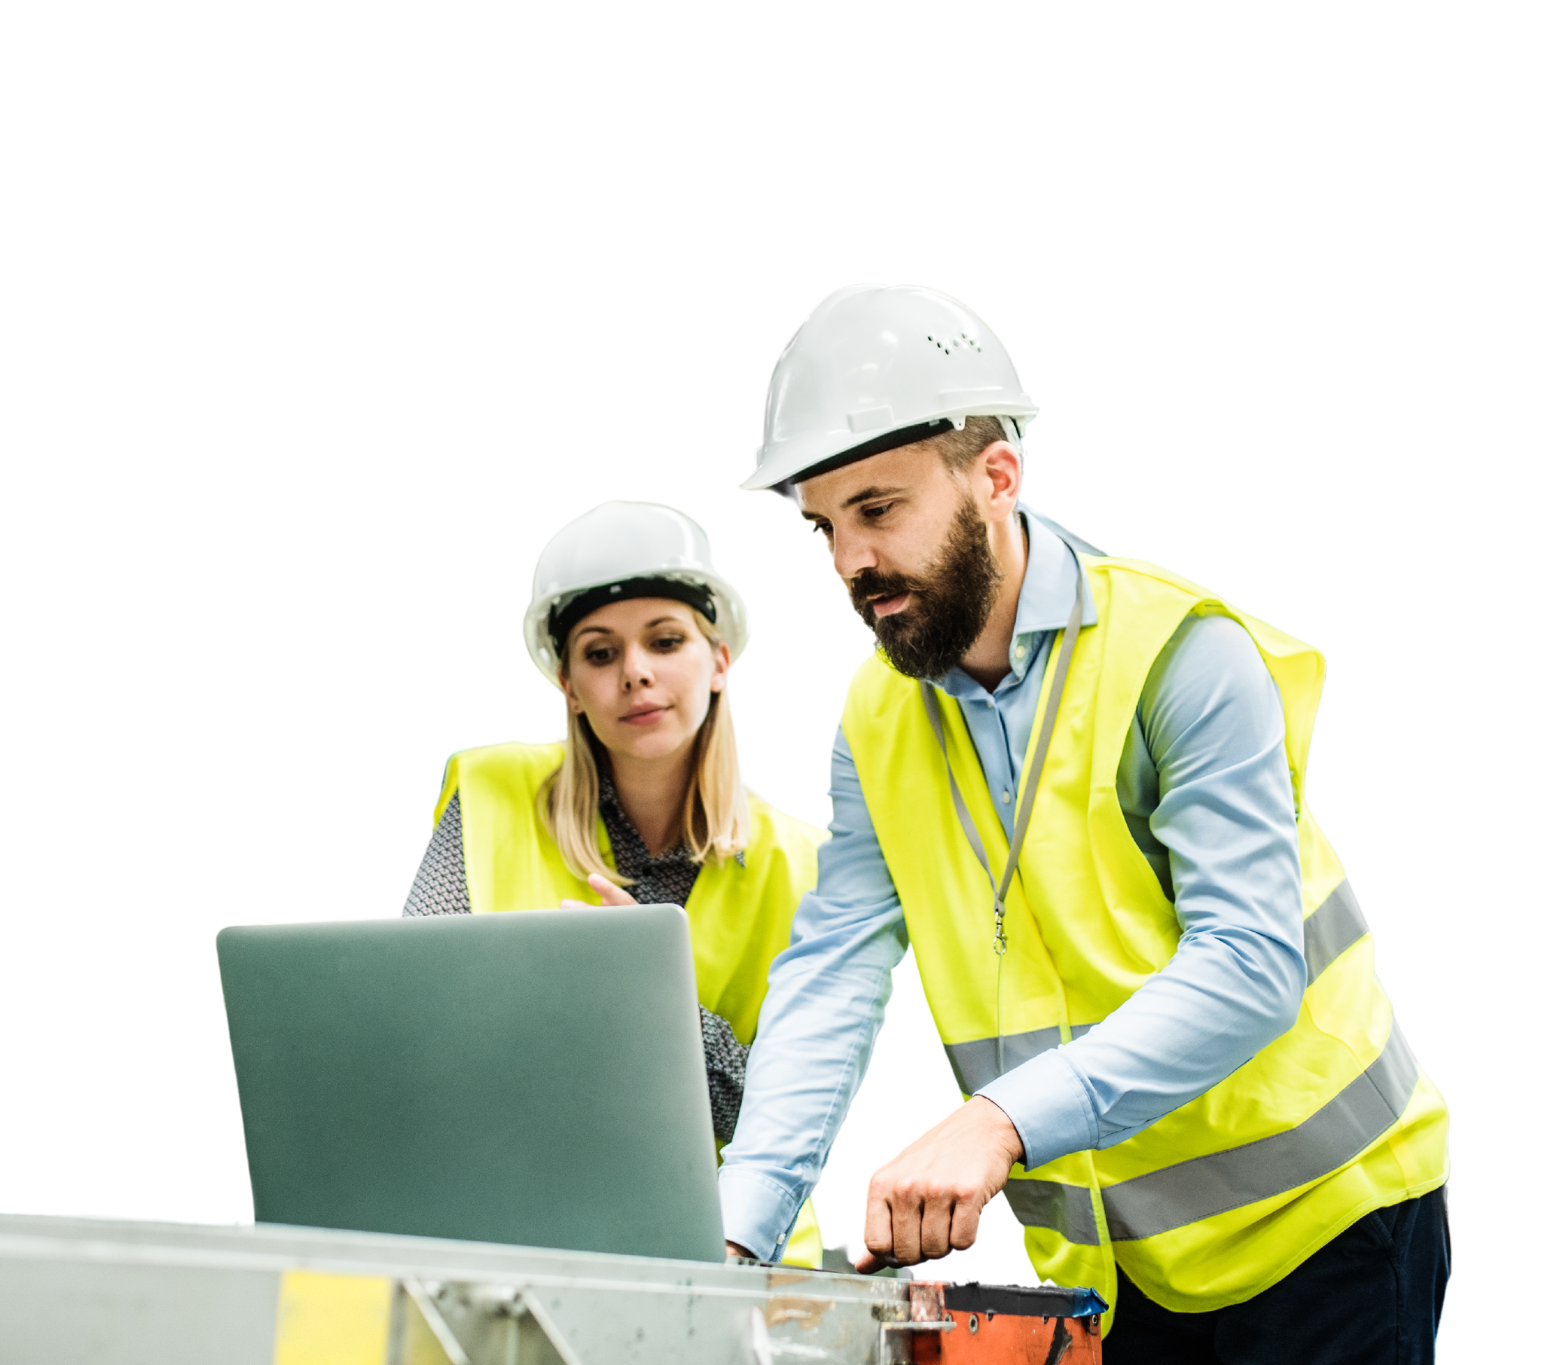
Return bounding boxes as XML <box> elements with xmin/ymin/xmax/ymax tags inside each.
<box><xmin>848</xmin><ymin>568</ymin><xmax>927</xmax><ymax>617</ymax></box>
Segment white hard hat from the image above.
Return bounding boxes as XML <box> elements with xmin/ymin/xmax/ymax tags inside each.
<box><xmin>523</xmin><ymin>501</ymin><xmax>748</xmax><ymax>685</ymax></box>
<box><xmin>744</xmin><ymin>284</ymin><xmax>1037</xmax><ymax>492</ymax></box>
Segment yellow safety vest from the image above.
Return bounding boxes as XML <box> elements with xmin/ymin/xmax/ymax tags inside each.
<box><xmin>841</xmin><ymin>555</ymin><xmax>1448</xmax><ymax>1321</ymax></box>
<box><xmin>434</xmin><ymin>741</ymin><xmax>826</xmax><ymax>1268</ymax></box>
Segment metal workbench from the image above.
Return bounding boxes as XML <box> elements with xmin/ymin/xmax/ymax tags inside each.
<box><xmin>0</xmin><ymin>1213</ymin><xmax>1104</xmax><ymax>1363</ymax></box>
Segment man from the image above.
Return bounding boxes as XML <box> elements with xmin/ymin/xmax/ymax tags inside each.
<box><xmin>719</xmin><ymin>285</ymin><xmax>1449</xmax><ymax>1362</ymax></box>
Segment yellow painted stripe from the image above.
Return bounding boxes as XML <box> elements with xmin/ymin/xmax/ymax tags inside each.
<box><xmin>273</xmin><ymin>1270</ymin><xmax>394</xmax><ymax>1365</ymax></box>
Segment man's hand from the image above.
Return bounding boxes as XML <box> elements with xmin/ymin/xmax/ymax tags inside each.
<box><xmin>725</xmin><ymin>1240</ymin><xmax>756</xmax><ymax>1261</ymax></box>
<box><xmin>855</xmin><ymin>1096</ymin><xmax>1024</xmax><ymax>1274</ymax></box>
<box><xmin>561</xmin><ymin>873</ymin><xmax>636</xmax><ymax>909</ymax></box>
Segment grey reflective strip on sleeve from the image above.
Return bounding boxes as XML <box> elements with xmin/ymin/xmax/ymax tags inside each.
<box><xmin>1304</xmin><ymin>879</ymin><xmax>1370</xmax><ymax>985</ymax></box>
<box><xmin>944</xmin><ymin>1023</ymin><xmax>1096</xmax><ymax>1094</ymax></box>
<box><xmin>1102</xmin><ymin>1021</ymin><xmax>1419</xmax><ymax>1243</ymax></box>
<box><xmin>1002</xmin><ymin>1179</ymin><xmax>1101</xmax><ymax>1246</ymax></box>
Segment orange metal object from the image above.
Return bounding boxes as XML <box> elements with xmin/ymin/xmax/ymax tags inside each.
<box><xmin>911</xmin><ymin>1310</ymin><xmax>1102</xmax><ymax>1364</ymax></box>
<box><xmin>906</xmin><ymin>1281</ymin><xmax>1105</xmax><ymax>1364</ymax></box>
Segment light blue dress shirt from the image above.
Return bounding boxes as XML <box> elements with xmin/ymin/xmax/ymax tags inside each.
<box><xmin>717</xmin><ymin>510</ymin><xmax>1308</xmax><ymax>1262</ymax></box>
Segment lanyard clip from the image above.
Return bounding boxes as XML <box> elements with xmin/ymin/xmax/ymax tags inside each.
<box><xmin>992</xmin><ymin>903</ymin><xmax>1008</xmax><ymax>956</ymax></box>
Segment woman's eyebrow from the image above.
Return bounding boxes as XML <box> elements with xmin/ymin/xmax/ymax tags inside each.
<box><xmin>644</xmin><ymin>617</ymin><xmax>684</xmax><ymax>628</ymax></box>
<box><xmin>576</xmin><ymin>625</ymin><xmax>615</xmax><ymax>638</ymax></box>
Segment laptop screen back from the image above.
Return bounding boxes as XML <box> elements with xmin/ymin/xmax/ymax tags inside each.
<box><xmin>217</xmin><ymin>907</ymin><xmax>725</xmax><ymax>1262</ymax></box>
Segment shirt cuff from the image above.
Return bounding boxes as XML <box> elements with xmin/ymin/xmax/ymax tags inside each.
<box><xmin>718</xmin><ymin>1164</ymin><xmax>805</xmax><ymax>1263</ymax></box>
<box><xmin>977</xmin><ymin>1047</ymin><xmax>1098</xmax><ymax>1171</ymax></box>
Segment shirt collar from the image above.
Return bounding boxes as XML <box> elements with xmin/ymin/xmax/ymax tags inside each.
<box><xmin>937</xmin><ymin>505</ymin><xmax>1101</xmax><ymax>695</ymax></box>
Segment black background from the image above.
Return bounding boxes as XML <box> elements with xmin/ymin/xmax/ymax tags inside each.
<box><xmin>6</xmin><ymin>221</ymin><xmax>1457</xmax><ymax>1319</ymax></box>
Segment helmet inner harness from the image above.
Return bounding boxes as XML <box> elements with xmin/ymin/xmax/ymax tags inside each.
<box><xmin>548</xmin><ymin>577</ymin><xmax>718</xmax><ymax>657</ymax></box>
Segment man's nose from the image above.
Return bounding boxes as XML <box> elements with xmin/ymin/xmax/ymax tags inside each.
<box><xmin>831</xmin><ymin>528</ymin><xmax>877</xmax><ymax>582</ymax></box>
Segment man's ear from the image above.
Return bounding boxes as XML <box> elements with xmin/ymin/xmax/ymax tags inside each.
<box><xmin>976</xmin><ymin>440</ymin><xmax>1023</xmax><ymax>519</ymax></box>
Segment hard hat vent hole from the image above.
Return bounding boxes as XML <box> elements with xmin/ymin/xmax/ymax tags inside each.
<box><xmin>927</xmin><ymin>331</ymin><xmax>983</xmax><ymax>356</ymax></box>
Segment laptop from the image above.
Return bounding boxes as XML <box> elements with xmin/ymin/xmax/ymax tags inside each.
<box><xmin>216</xmin><ymin>905</ymin><xmax>726</xmax><ymax>1262</ymax></box>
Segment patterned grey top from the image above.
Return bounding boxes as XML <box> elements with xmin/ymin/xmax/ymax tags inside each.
<box><xmin>403</xmin><ymin>771</ymin><xmax>750</xmax><ymax>1146</ymax></box>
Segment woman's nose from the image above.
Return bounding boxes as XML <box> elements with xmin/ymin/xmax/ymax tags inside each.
<box><xmin>620</xmin><ymin>646</ymin><xmax>654</xmax><ymax>688</ymax></box>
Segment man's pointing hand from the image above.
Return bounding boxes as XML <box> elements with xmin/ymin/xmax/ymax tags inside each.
<box><xmin>855</xmin><ymin>1096</ymin><xmax>1025</xmax><ymax>1274</ymax></box>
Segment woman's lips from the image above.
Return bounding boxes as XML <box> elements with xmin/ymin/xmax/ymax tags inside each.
<box><xmin>872</xmin><ymin>592</ymin><xmax>910</xmax><ymax>618</ymax></box>
<box><xmin>621</xmin><ymin>706</ymin><xmax>670</xmax><ymax>726</ymax></box>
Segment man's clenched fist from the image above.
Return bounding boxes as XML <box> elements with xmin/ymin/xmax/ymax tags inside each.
<box><xmin>855</xmin><ymin>1096</ymin><xmax>1025</xmax><ymax>1274</ymax></box>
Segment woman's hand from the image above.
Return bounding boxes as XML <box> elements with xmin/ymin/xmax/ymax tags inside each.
<box><xmin>560</xmin><ymin>873</ymin><xmax>636</xmax><ymax>909</ymax></box>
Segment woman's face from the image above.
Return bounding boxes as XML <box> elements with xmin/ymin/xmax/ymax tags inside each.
<box><xmin>559</xmin><ymin>597</ymin><xmax>731</xmax><ymax>765</ymax></box>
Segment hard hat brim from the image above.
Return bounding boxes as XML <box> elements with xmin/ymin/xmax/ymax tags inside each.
<box><xmin>524</xmin><ymin>571</ymin><xmax>748</xmax><ymax>688</ymax></box>
<box><xmin>743</xmin><ymin>402</ymin><xmax>1036</xmax><ymax>491</ymax></box>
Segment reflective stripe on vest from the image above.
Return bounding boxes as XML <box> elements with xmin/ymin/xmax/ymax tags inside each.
<box><xmin>1303</xmin><ymin>878</ymin><xmax>1369</xmax><ymax>985</ymax></box>
<box><xmin>1004</xmin><ymin>1017</ymin><xmax>1418</xmax><ymax>1244</ymax></box>
<box><xmin>1104</xmin><ymin>1019</ymin><xmax>1418</xmax><ymax>1241</ymax></box>
<box><xmin>1003</xmin><ymin>1178</ymin><xmax>1101</xmax><ymax>1246</ymax></box>
<box><xmin>946</xmin><ymin>1024</ymin><xmax>1097</xmax><ymax>1096</ymax></box>
<box><xmin>947</xmin><ymin>879</ymin><xmax>1369</xmax><ymax>1093</ymax></box>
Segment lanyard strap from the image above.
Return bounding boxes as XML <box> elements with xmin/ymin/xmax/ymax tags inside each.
<box><xmin>919</xmin><ymin>553</ymin><xmax>1086</xmax><ymax>955</ymax></box>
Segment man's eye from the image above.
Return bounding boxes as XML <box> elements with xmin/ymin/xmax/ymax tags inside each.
<box><xmin>863</xmin><ymin>502</ymin><xmax>893</xmax><ymax>519</ymax></box>
<box><xmin>811</xmin><ymin>522</ymin><xmax>832</xmax><ymax>536</ymax></box>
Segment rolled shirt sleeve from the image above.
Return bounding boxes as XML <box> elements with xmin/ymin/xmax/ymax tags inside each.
<box><xmin>978</xmin><ymin>613</ymin><xmax>1308</xmax><ymax>1168</ymax></box>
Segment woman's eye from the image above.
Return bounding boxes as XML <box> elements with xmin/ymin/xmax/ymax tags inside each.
<box><xmin>584</xmin><ymin>647</ymin><xmax>614</xmax><ymax>665</ymax></box>
<box><xmin>652</xmin><ymin>635</ymin><xmax>686</xmax><ymax>651</ymax></box>
<box><xmin>811</xmin><ymin>521</ymin><xmax>831</xmax><ymax>536</ymax></box>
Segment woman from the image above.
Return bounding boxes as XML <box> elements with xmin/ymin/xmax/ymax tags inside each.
<box><xmin>403</xmin><ymin>500</ymin><xmax>825</xmax><ymax>1267</ymax></box>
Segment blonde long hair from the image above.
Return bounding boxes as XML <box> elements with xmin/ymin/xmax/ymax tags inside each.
<box><xmin>541</xmin><ymin>611</ymin><xmax>750</xmax><ymax>885</ymax></box>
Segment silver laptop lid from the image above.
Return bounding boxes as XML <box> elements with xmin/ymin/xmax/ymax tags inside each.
<box><xmin>217</xmin><ymin>905</ymin><xmax>725</xmax><ymax>1263</ymax></box>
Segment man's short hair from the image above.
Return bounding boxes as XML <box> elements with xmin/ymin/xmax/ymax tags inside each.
<box><xmin>932</xmin><ymin>415</ymin><xmax>1009</xmax><ymax>472</ymax></box>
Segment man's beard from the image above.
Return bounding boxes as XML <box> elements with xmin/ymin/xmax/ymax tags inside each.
<box><xmin>849</xmin><ymin>497</ymin><xmax>1004</xmax><ymax>680</ymax></box>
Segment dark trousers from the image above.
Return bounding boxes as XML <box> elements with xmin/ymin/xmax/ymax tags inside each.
<box><xmin>1105</xmin><ymin>1187</ymin><xmax>1450</xmax><ymax>1365</ymax></box>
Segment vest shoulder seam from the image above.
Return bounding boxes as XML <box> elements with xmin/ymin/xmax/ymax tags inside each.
<box><xmin>1084</xmin><ymin>555</ymin><xmax>1224</xmax><ymax>606</ymax></box>
<box><xmin>454</xmin><ymin>734</ymin><xmax>566</xmax><ymax>756</ymax></box>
